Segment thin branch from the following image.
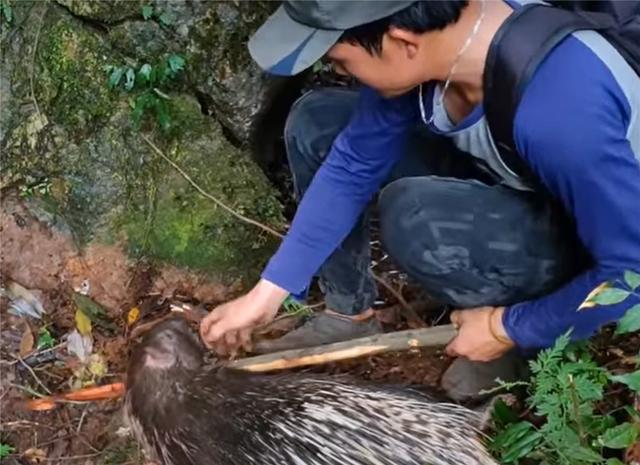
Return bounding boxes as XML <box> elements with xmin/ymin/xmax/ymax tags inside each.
<box><xmin>372</xmin><ymin>271</ymin><xmax>409</xmax><ymax>308</ymax></box>
<box><xmin>142</xmin><ymin>135</ymin><xmax>284</xmax><ymax>239</ymax></box>
<box><xmin>8</xmin><ymin>342</ymin><xmax>66</xmax><ymax>366</ymax></box>
<box><xmin>8</xmin><ymin>382</ymin><xmax>46</xmax><ymax>398</ymax></box>
<box><xmin>371</xmin><ymin>271</ymin><xmax>425</xmax><ymax>327</ymax></box>
<box><xmin>227</xmin><ymin>324</ymin><xmax>457</xmax><ymax>373</ymax></box>
<box><xmin>13</xmin><ymin>355</ymin><xmax>52</xmax><ymax>394</ymax></box>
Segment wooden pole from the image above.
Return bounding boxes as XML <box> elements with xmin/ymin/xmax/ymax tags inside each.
<box><xmin>226</xmin><ymin>324</ymin><xmax>457</xmax><ymax>372</ymax></box>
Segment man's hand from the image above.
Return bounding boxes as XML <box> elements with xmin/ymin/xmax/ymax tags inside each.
<box><xmin>445</xmin><ymin>306</ymin><xmax>514</xmax><ymax>362</ymax></box>
<box><xmin>199</xmin><ymin>279</ymin><xmax>288</xmax><ymax>356</ymax></box>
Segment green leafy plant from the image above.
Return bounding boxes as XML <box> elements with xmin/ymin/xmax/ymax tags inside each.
<box><xmin>105</xmin><ymin>54</ymin><xmax>185</xmax><ymax>132</ymax></box>
<box><xmin>0</xmin><ymin>443</ymin><xmax>15</xmax><ymax>459</ymax></box>
<box><xmin>36</xmin><ymin>327</ymin><xmax>55</xmax><ymax>349</ymax></box>
<box><xmin>282</xmin><ymin>296</ymin><xmax>313</xmax><ymax>317</ymax></box>
<box><xmin>489</xmin><ymin>270</ymin><xmax>640</xmax><ymax>465</ymax></box>
<box><xmin>0</xmin><ymin>1</ymin><xmax>13</xmax><ymax>25</ymax></box>
<box><xmin>19</xmin><ymin>177</ymin><xmax>51</xmax><ymax>199</ymax></box>
<box><xmin>141</xmin><ymin>4</ymin><xmax>174</xmax><ymax>26</ymax></box>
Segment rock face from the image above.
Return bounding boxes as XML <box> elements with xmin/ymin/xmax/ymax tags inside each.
<box><xmin>0</xmin><ymin>0</ymin><xmax>288</xmax><ymax>293</ymax></box>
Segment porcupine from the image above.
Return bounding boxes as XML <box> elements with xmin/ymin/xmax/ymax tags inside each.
<box><xmin>123</xmin><ymin>316</ymin><xmax>499</xmax><ymax>465</ymax></box>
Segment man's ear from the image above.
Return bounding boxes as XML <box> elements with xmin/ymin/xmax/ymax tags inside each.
<box><xmin>386</xmin><ymin>27</ymin><xmax>422</xmax><ymax>59</ymax></box>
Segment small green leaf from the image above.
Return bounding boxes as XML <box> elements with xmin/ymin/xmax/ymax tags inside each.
<box><xmin>609</xmin><ymin>369</ymin><xmax>640</xmax><ymax>391</ymax></box>
<box><xmin>625</xmin><ymin>270</ymin><xmax>640</xmax><ymax>290</ymax></box>
<box><xmin>312</xmin><ymin>60</ymin><xmax>323</xmax><ymax>73</ymax></box>
<box><xmin>142</xmin><ymin>5</ymin><xmax>153</xmax><ymax>20</ymax></box>
<box><xmin>108</xmin><ymin>66</ymin><xmax>125</xmax><ymax>89</ymax></box>
<box><xmin>124</xmin><ymin>67</ymin><xmax>136</xmax><ymax>91</ymax></box>
<box><xmin>2</xmin><ymin>3</ymin><xmax>13</xmax><ymax>23</ymax></box>
<box><xmin>167</xmin><ymin>54</ymin><xmax>185</xmax><ymax>73</ymax></box>
<box><xmin>154</xmin><ymin>97</ymin><xmax>171</xmax><ymax>131</ymax></box>
<box><xmin>598</xmin><ymin>422</ymin><xmax>639</xmax><ymax>449</ymax></box>
<box><xmin>591</xmin><ymin>288</ymin><xmax>630</xmax><ymax>305</ymax></box>
<box><xmin>138</xmin><ymin>63</ymin><xmax>152</xmax><ymax>83</ymax></box>
<box><xmin>148</xmin><ymin>65</ymin><xmax>158</xmax><ymax>86</ymax></box>
<box><xmin>606</xmin><ymin>459</ymin><xmax>625</xmax><ymax>465</ymax></box>
<box><xmin>0</xmin><ymin>443</ymin><xmax>15</xmax><ymax>459</ymax></box>
<box><xmin>132</xmin><ymin>93</ymin><xmax>152</xmax><ymax>127</ymax></box>
<box><xmin>158</xmin><ymin>11</ymin><xmax>173</xmax><ymax>25</ymax></box>
<box><xmin>616</xmin><ymin>304</ymin><xmax>640</xmax><ymax>335</ymax></box>
<box><xmin>491</xmin><ymin>421</ymin><xmax>542</xmax><ymax>463</ymax></box>
<box><xmin>36</xmin><ymin>327</ymin><xmax>55</xmax><ymax>349</ymax></box>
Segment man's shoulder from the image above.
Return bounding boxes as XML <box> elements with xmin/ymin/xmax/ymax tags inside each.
<box><xmin>514</xmin><ymin>30</ymin><xmax>638</xmax><ymax>151</ymax></box>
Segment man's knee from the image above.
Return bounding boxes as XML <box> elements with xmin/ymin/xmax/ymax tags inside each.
<box><xmin>378</xmin><ymin>177</ymin><xmax>443</xmax><ymax>273</ymax></box>
<box><xmin>378</xmin><ymin>177</ymin><xmax>509</xmax><ymax>307</ymax></box>
<box><xmin>284</xmin><ymin>88</ymin><xmax>358</xmax><ymax>163</ymax></box>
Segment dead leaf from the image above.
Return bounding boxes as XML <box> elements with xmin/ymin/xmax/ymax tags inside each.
<box><xmin>72</xmin><ymin>292</ymin><xmax>117</xmax><ymax>332</ymax></box>
<box><xmin>75</xmin><ymin>309</ymin><xmax>92</xmax><ymax>336</ymax></box>
<box><xmin>66</xmin><ymin>329</ymin><xmax>93</xmax><ymax>362</ymax></box>
<box><xmin>23</xmin><ymin>447</ymin><xmax>46</xmax><ymax>464</ymax></box>
<box><xmin>127</xmin><ymin>306</ymin><xmax>140</xmax><ymax>326</ymax></box>
<box><xmin>3</xmin><ymin>280</ymin><xmax>45</xmax><ymax>319</ymax></box>
<box><xmin>577</xmin><ymin>281</ymin><xmax>609</xmax><ymax>310</ymax></box>
<box><xmin>19</xmin><ymin>324</ymin><xmax>34</xmax><ymax>357</ymax></box>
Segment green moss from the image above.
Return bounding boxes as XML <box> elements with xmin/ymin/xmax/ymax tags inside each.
<box><xmin>112</xmin><ymin>96</ymin><xmax>284</xmax><ymax>283</ymax></box>
<box><xmin>38</xmin><ymin>20</ymin><xmax>115</xmax><ymax>136</ymax></box>
<box><xmin>56</xmin><ymin>0</ymin><xmax>143</xmax><ymax>23</ymax></box>
<box><xmin>188</xmin><ymin>2</ymin><xmax>278</xmax><ymax>77</ymax></box>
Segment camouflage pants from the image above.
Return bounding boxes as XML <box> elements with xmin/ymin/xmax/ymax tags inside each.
<box><xmin>284</xmin><ymin>88</ymin><xmax>590</xmax><ymax>315</ymax></box>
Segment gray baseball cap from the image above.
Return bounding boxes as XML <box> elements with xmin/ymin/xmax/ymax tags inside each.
<box><xmin>248</xmin><ymin>1</ymin><xmax>415</xmax><ymax>76</ymax></box>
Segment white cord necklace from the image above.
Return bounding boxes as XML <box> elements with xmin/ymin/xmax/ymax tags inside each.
<box><xmin>419</xmin><ymin>0</ymin><xmax>487</xmax><ymax>126</ymax></box>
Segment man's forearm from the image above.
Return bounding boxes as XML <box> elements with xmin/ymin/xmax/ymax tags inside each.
<box><xmin>502</xmin><ymin>266</ymin><xmax>639</xmax><ymax>350</ymax></box>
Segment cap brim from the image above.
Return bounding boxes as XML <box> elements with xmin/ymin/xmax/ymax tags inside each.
<box><xmin>248</xmin><ymin>5</ymin><xmax>343</xmax><ymax>76</ymax></box>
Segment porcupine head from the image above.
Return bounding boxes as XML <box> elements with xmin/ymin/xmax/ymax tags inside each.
<box><xmin>123</xmin><ymin>316</ymin><xmax>209</xmax><ymax>463</ymax></box>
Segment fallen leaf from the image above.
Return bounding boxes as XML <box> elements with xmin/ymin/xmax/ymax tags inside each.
<box><xmin>87</xmin><ymin>353</ymin><xmax>107</xmax><ymax>378</ymax></box>
<box><xmin>19</xmin><ymin>324</ymin><xmax>34</xmax><ymax>357</ymax></box>
<box><xmin>578</xmin><ymin>281</ymin><xmax>609</xmax><ymax>310</ymax></box>
<box><xmin>4</xmin><ymin>281</ymin><xmax>45</xmax><ymax>319</ymax></box>
<box><xmin>75</xmin><ymin>309</ymin><xmax>92</xmax><ymax>336</ymax></box>
<box><xmin>127</xmin><ymin>306</ymin><xmax>140</xmax><ymax>326</ymax></box>
<box><xmin>23</xmin><ymin>447</ymin><xmax>46</xmax><ymax>464</ymax></box>
<box><xmin>72</xmin><ymin>293</ymin><xmax>117</xmax><ymax>332</ymax></box>
<box><xmin>66</xmin><ymin>329</ymin><xmax>93</xmax><ymax>362</ymax></box>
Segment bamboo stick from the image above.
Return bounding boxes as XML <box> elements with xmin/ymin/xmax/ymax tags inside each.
<box><xmin>227</xmin><ymin>324</ymin><xmax>457</xmax><ymax>372</ymax></box>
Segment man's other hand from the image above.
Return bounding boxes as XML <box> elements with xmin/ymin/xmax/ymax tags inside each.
<box><xmin>199</xmin><ymin>279</ymin><xmax>287</xmax><ymax>356</ymax></box>
<box><xmin>445</xmin><ymin>306</ymin><xmax>515</xmax><ymax>362</ymax></box>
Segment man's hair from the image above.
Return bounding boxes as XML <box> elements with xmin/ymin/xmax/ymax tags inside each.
<box><xmin>338</xmin><ymin>1</ymin><xmax>469</xmax><ymax>55</ymax></box>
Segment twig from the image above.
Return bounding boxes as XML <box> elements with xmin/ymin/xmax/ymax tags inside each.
<box><xmin>42</xmin><ymin>452</ymin><xmax>103</xmax><ymax>462</ymax></box>
<box><xmin>13</xmin><ymin>355</ymin><xmax>52</xmax><ymax>394</ymax></box>
<box><xmin>29</xmin><ymin>2</ymin><xmax>48</xmax><ymax>121</ymax></box>
<box><xmin>371</xmin><ymin>271</ymin><xmax>425</xmax><ymax>327</ymax></box>
<box><xmin>227</xmin><ymin>324</ymin><xmax>457</xmax><ymax>373</ymax></box>
<box><xmin>76</xmin><ymin>405</ymin><xmax>89</xmax><ymax>433</ymax></box>
<box><xmin>8</xmin><ymin>341</ymin><xmax>65</xmax><ymax>366</ymax></box>
<box><xmin>1</xmin><ymin>420</ymin><xmax>57</xmax><ymax>430</ymax></box>
<box><xmin>8</xmin><ymin>382</ymin><xmax>46</xmax><ymax>398</ymax></box>
<box><xmin>142</xmin><ymin>135</ymin><xmax>284</xmax><ymax>239</ymax></box>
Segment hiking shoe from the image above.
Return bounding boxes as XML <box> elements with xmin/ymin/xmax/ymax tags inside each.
<box><xmin>252</xmin><ymin>311</ymin><xmax>382</xmax><ymax>354</ymax></box>
<box><xmin>440</xmin><ymin>349</ymin><xmax>530</xmax><ymax>403</ymax></box>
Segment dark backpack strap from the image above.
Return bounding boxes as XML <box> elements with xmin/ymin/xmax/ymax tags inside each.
<box><xmin>483</xmin><ymin>3</ymin><xmax>596</xmax><ymax>184</ymax></box>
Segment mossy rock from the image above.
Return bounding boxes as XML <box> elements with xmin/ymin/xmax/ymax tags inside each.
<box><xmin>35</xmin><ymin>11</ymin><xmax>119</xmax><ymax>138</ymax></box>
<box><xmin>55</xmin><ymin>0</ymin><xmax>144</xmax><ymax>23</ymax></box>
<box><xmin>13</xmin><ymin>96</ymin><xmax>286</xmax><ymax>284</ymax></box>
<box><xmin>112</xmin><ymin>95</ymin><xmax>285</xmax><ymax>282</ymax></box>
<box><xmin>1</xmin><ymin>1</ymin><xmax>286</xmax><ymax>286</ymax></box>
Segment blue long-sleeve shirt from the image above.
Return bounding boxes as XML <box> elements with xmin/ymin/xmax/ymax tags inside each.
<box><xmin>261</xmin><ymin>27</ymin><xmax>640</xmax><ymax>350</ymax></box>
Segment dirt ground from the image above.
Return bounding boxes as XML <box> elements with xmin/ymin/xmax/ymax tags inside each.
<box><xmin>1</xmin><ymin>192</ymin><xmax>638</xmax><ymax>465</ymax></box>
